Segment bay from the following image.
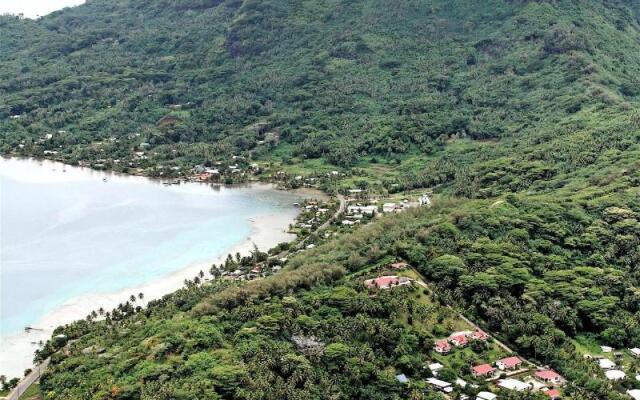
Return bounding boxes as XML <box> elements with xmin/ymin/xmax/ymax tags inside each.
<box><xmin>0</xmin><ymin>157</ymin><xmax>303</xmax><ymax>377</ymax></box>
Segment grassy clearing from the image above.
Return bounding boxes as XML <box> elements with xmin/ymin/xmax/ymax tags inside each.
<box><xmin>18</xmin><ymin>383</ymin><xmax>41</xmax><ymax>400</ymax></box>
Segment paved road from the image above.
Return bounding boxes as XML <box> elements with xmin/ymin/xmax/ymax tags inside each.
<box><xmin>5</xmin><ymin>359</ymin><xmax>49</xmax><ymax>400</ymax></box>
<box><xmin>296</xmin><ymin>194</ymin><xmax>346</xmax><ymax>250</ymax></box>
<box><xmin>318</xmin><ymin>194</ymin><xmax>346</xmax><ymax>231</ymax></box>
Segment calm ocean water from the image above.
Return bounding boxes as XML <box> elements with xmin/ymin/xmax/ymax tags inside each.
<box><xmin>0</xmin><ymin>157</ymin><xmax>299</xmax><ymax>336</ymax></box>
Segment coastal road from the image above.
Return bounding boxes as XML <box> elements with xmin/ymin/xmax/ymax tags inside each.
<box><xmin>5</xmin><ymin>359</ymin><xmax>49</xmax><ymax>400</ymax></box>
<box><xmin>295</xmin><ymin>194</ymin><xmax>346</xmax><ymax>250</ymax></box>
<box><xmin>318</xmin><ymin>194</ymin><xmax>346</xmax><ymax>231</ymax></box>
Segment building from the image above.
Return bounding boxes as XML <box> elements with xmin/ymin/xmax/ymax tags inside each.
<box><xmin>428</xmin><ymin>362</ymin><xmax>444</xmax><ymax>375</ymax></box>
<box><xmin>396</xmin><ymin>374</ymin><xmax>409</xmax><ymax>383</ymax></box>
<box><xmin>450</xmin><ymin>334</ymin><xmax>468</xmax><ymax>347</ymax></box>
<box><xmin>426</xmin><ymin>378</ymin><xmax>453</xmax><ymax>393</ymax></box>
<box><xmin>390</xmin><ymin>261</ymin><xmax>409</xmax><ymax>269</ymax></box>
<box><xmin>434</xmin><ymin>340</ymin><xmax>451</xmax><ymax>354</ymax></box>
<box><xmin>604</xmin><ymin>370</ymin><xmax>625</xmax><ymax>381</ymax></box>
<box><xmin>382</xmin><ymin>203</ymin><xmax>397</xmax><ymax>213</ymax></box>
<box><xmin>496</xmin><ymin>356</ymin><xmax>523</xmax><ymax>370</ymax></box>
<box><xmin>534</xmin><ymin>369</ymin><xmax>564</xmax><ymax>385</ymax></box>
<box><xmin>545</xmin><ymin>389</ymin><xmax>561</xmax><ymax>399</ymax></box>
<box><xmin>601</xmin><ymin>345</ymin><xmax>613</xmax><ymax>353</ymax></box>
<box><xmin>497</xmin><ymin>378</ymin><xmax>531</xmax><ymax>392</ymax></box>
<box><xmin>630</xmin><ymin>347</ymin><xmax>640</xmax><ymax>358</ymax></box>
<box><xmin>598</xmin><ymin>358</ymin><xmax>616</xmax><ymax>369</ymax></box>
<box><xmin>627</xmin><ymin>389</ymin><xmax>640</xmax><ymax>400</ymax></box>
<box><xmin>347</xmin><ymin>205</ymin><xmax>377</xmax><ymax>215</ymax></box>
<box><xmin>363</xmin><ymin>276</ymin><xmax>412</xmax><ymax>290</ymax></box>
<box><xmin>472</xmin><ymin>364</ymin><xmax>495</xmax><ymax>378</ymax></box>
<box><xmin>476</xmin><ymin>392</ymin><xmax>497</xmax><ymax>400</ymax></box>
<box><xmin>471</xmin><ymin>329</ymin><xmax>489</xmax><ymax>341</ymax></box>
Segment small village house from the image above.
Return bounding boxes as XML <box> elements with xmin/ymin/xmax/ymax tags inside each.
<box><xmin>630</xmin><ymin>347</ymin><xmax>640</xmax><ymax>358</ymax></box>
<box><xmin>390</xmin><ymin>261</ymin><xmax>409</xmax><ymax>269</ymax></box>
<box><xmin>545</xmin><ymin>389</ymin><xmax>561</xmax><ymax>399</ymax></box>
<box><xmin>627</xmin><ymin>389</ymin><xmax>640</xmax><ymax>400</ymax></box>
<box><xmin>347</xmin><ymin>205</ymin><xmax>377</xmax><ymax>216</ymax></box>
<box><xmin>471</xmin><ymin>329</ymin><xmax>489</xmax><ymax>341</ymax></box>
<box><xmin>497</xmin><ymin>378</ymin><xmax>531</xmax><ymax>392</ymax></box>
<box><xmin>450</xmin><ymin>334</ymin><xmax>468</xmax><ymax>347</ymax></box>
<box><xmin>476</xmin><ymin>391</ymin><xmax>497</xmax><ymax>400</ymax></box>
<box><xmin>496</xmin><ymin>356</ymin><xmax>523</xmax><ymax>371</ymax></box>
<box><xmin>472</xmin><ymin>364</ymin><xmax>495</xmax><ymax>378</ymax></box>
<box><xmin>428</xmin><ymin>362</ymin><xmax>444</xmax><ymax>376</ymax></box>
<box><xmin>534</xmin><ymin>370</ymin><xmax>564</xmax><ymax>385</ymax></box>
<box><xmin>363</xmin><ymin>276</ymin><xmax>412</xmax><ymax>290</ymax></box>
<box><xmin>604</xmin><ymin>369</ymin><xmax>626</xmax><ymax>380</ymax></box>
<box><xmin>382</xmin><ymin>203</ymin><xmax>397</xmax><ymax>213</ymax></box>
<box><xmin>434</xmin><ymin>340</ymin><xmax>451</xmax><ymax>354</ymax></box>
<box><xmin>426</xmin><ymin>378</ymin><xmax>453</xmax><ymax>393</ymax></box>
<box><xmin>598</xmin><ymin>358</ymin><xmax>616</xmax><ymax>369</ymax></box>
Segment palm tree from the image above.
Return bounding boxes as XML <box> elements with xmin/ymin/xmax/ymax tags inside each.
<box><xmin>129</xmin><ymin>294</ymin><xmax>136</xmax><ymax>303</ymax></box>
<box><xmin>98</xmin><ymin>307</ymin><xmax>105</xmax><ymax>316</ymax></box>
<box><xmin>138</xmin><ymin>292</ymin><xmax>144</xmax><ymax>301</ymax></box>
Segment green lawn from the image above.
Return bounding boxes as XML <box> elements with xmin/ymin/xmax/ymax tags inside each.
<box><xmin>18</xmin><ymin>383</ymin><xmax>41</xmax><ymax>400</ymax></box>
<box><xmin>573</xmin><ymin>334</ymin><xmax>640</xmax><ymax>372</ymax></box>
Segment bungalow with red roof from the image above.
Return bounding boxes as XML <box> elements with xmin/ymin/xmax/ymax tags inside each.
<box><xmin>390</xmin><ymin>262</ymin><xmax>409</xmax><ymax>270</ymax></box>
<box><xmin>434</xmin><ymin>340</ymin><xmax>451</xmax><ymax>354</ymax></box>
<box><xmin>535</xmin><ymin>370</ymin><xmax>564</xmax><ymax>385</ymax></box>
<box><xmin>496</xmin><ymin>356</ymin><xmax>523</xmax><ymax>371</ymax></box>
<box><xmin>450</xmin><ymin>334</ymin><xmax>468</xmax><ymax>347</ymax></box>
<box><xmin>472</xmin><ymin>364</ymin><xmax>496</xmax><ymax>378</ymax></box>
<box><xmin>545</xmin><ymin>389</ymin><xmax>561</xmax><ymax>399</ymax></box>
<box><xmin>364</xmin><ymin>275</ymin><xmax>412</xmax><ymax>290</ymax></box>
<box><xmin>471</xmin><ymin>329</ymin><xmax>489</xmax><ymax>341</ymax></box>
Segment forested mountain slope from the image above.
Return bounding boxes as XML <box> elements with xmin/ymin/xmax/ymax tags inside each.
<box><xmin>2</xmin><ymin>0</ymin><xmax>640</xmax><ymax>192</ymax></box>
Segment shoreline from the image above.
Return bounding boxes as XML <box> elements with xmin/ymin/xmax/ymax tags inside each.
<box><xmin>0</xmin><ymin>157</ymin><xmax>311</xmax><ymax>379</ymax></box>
<box><xmin>0</xmin><ymin>211</ymin><xmax>297</xmax><ymax>379</ymax></box>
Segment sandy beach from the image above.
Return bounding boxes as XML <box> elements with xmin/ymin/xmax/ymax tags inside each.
<box><xmin>0</xmin><ymin>207</ymin><xmax>298</xmax><ymax>379</ymax></box>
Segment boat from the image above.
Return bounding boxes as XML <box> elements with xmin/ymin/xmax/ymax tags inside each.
<box><xmin>103</xmin><ymin>177</ymin><xmax>108</xmax><ymax>182</ymax></box>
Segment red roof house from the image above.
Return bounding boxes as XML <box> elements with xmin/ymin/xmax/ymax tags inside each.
<box><xmin>390</xmin><ymin>262</ymin><xmax>409</xmax><ymax>269</ymax></box>
<box><xmin>545</xmin><ymin>389</ymin><xmax>561</xmax><ymax>399</ymax></box>
<box><xmin>535</xmin><ymin>370</ymin><xmax>563</xmax><ymax>384</ymax></box>
<box><xmin>450</xmin><ymin>334</ymin><xmax>468</xmax><ymax>347</ymax></box>
<box><xmin>364</xmin><ymin>276</ymin><xmax>412</xmax><ymax>290</ymax></box>
<box><xmin>471</xmin><ymin>329</ymin><xmax>489</xmax><ymax>341</ymax></box>
<box><xmin>496</xmin><ymin>356</ymin><xmax>523</xmax><ymax>370</ymax></box>
<box><xmin>434</xmin><ymin>340</ymin><xmax>451</xmax><ymax>354</ymax></box>
<box><xmin>472</xmin><ymin>364</ymin><xmax>496</xmax><ymax>377</ymax></box>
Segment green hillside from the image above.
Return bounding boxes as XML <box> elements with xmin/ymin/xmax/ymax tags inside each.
<box><xmin>3</xmin><ymin>0</ymin><xmax>640</xmax><ymax>399</ymax></box>
<box><xmin>2</xmin><ymin>0</ymin><xmax>640</xmax><ymax>187</ymax></box>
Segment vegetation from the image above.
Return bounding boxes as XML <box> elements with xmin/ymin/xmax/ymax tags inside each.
<box><xmin>3</xmin><ymin>0</ymin><xmax>640</xmax><ymax>399</ymax></box>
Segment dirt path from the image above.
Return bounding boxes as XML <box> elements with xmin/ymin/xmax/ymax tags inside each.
<box><xmin>412</xmin><ymin>271</ymin><xmax>534</xmax><ymax>363</ymax></box>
